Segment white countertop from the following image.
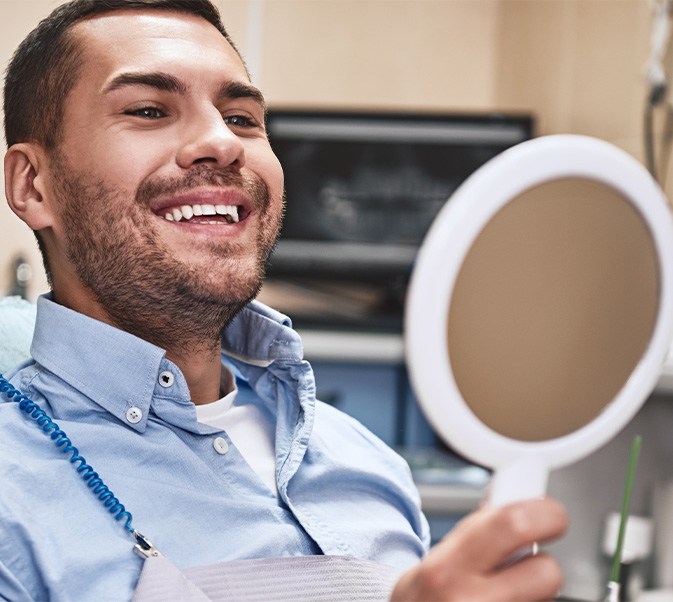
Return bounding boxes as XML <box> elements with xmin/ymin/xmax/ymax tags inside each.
<box><xmin>416</xmin><ymin>483</ymin><xmax>485</xmax><ymax>513</ymax></box>
<box><xmin>298</xmin><ymin>329</ymin><xmax>405</xmax><ymax>363</ymax></box>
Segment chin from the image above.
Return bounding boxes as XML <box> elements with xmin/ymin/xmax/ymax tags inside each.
<box><xmin>199</xmin><ymin>269</ymin><xmax>264</xmax><ymax>305</ymax></box>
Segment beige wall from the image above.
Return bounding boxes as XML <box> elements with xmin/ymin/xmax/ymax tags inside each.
<box><xmin>0</xmin><ymin>0</ymin><xmax>657</xmax><ymax>298</ymax></box>
<box><xmin>496</xmin><ymin>0</ymin><xmax>652</xmax><ymax>156</ymax></box>
<box><xmin>258</xmin><ymin>0</ymin><xmax>501</xmax><ymax>110</ymax></box>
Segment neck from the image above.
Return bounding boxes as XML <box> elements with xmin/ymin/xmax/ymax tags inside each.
<box><xmin>166</xmin><ymin>345</ymin><xmax>223</xmax><ymax>405</ymax></box>
<box><xmin>51</xmin><ymin>278</ymin><xmax>243</xmax><ymax>406</ymax></box>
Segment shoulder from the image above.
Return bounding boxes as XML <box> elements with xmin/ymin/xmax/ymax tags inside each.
<box><xmin>0</xmin><ymin>367</ymin><xmax>50</xmax><ymax>457</ymax></box>
<box><xmin>312</xmin><ymin>400</ymin><xmax>420</xmax><ymax>499</ymax></box>
<box><xmin>0</xmin><ymin>396</ymin><xmax>41</xmax><ymax>455</ymax></box>
<box><xmin>304</xmin><ymin>400</ymin><xmax>431</xmax><ymax>558</ymax></box>
<box><xmin>314</xmin><ymin>400</ymin><xmax>406</xmax><ymax>459</ymax></box>
<box><xmin>0</xmin><ymin>395</ymin><xmax>139</xmax><ymax>601</ymax></box>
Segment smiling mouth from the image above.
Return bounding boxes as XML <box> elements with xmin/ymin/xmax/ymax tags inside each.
<box><xmin>159</xmin><ymin>203</ymin><xmax>241</xmax><ymax>224</ymax></box>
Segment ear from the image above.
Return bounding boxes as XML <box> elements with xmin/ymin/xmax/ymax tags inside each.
<box><xmin>4</xmin><ymin>143</ymin><xmax>55</xmax><ymax>231</ymax></box>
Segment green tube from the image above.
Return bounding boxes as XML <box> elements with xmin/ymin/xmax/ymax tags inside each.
<box><xmin>610</xmin><ymin>434</ymin><xmax>642</xmax><ymax>584</ymax></box>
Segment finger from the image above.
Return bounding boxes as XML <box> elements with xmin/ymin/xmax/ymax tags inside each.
<box><xmin>390</xmin><ymin>550</ymin><xmax>563</xmax><ymax>602</ymax></box>
<box><xmin>488</xmin><ymin>552</ymin><xmax>564</xmax><ymax>601</ymax></box>
<box><xmin>438</xmin><ymin>497</ymin><xmax>567</xmax><ymax>572</ymax></box>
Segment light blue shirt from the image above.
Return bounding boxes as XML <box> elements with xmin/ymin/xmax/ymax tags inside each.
<box><xmin>0</xmin><ymin>296</ymin><xmax>429</xmax><ymax>601</ymax></box>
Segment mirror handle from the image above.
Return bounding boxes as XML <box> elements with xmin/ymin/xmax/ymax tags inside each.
<box><xmin>489</xmin><ymin>457</ymin><xmax>549</xmax><ymax>507</ymax></box>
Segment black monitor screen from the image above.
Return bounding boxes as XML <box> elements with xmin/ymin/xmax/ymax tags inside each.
<box><xmin>261</xmin><ymin>110</ymin><xmax>534</xmax><ymax>332</ymax></box>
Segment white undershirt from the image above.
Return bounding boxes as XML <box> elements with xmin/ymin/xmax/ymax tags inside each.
<box><xmin>195</xmin><ymin>372</ymin><xmax>278</xmax><ymax>496</ymax></box>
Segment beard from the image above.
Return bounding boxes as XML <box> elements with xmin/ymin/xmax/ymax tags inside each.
<box><xmin>50</xmin><ymin>153</ymin><xmax>283</xmax><ymax>354</ymax></box>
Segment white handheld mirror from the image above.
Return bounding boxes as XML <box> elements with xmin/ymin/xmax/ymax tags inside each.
<box><xmin>405</xmin><ymin>135</ymin><xmax>673</xmax><ymax>507</ymax></box>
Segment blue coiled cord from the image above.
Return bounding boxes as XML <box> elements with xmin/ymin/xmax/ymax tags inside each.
<box><xmin>0</xmin><ymin>372</ymin><xmax>135</xmax><ymax>534</ymax></box>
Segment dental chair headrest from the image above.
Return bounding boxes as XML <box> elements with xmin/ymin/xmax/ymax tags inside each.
<box><xmin>0</xmin><ymin>296</ymin><xmax>36</xmax><ymax>373</ymax></box>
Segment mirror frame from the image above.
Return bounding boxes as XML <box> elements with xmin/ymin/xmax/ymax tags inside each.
<box><xmin>405</xmin><ymin>135</ymin><xmax>673</xmax><ymax>503</ymax></box>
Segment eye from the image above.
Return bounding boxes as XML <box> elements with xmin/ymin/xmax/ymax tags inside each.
<box><xmin>124</xmin><ymin>106</ymin><xmax>165</xmax><ymax>120</ymax></box>
<box><xmin>224</xmin><ymin>114</ymin><xmax>258</xmax><ymax>129</ymax></box>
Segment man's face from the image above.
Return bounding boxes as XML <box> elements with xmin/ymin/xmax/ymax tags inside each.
<box><xmin>42</xmin><ymin>9</ymin><xmax>284</xmax><ymax>338</ymax></box>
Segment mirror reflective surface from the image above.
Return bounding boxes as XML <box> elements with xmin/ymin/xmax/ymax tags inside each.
<box><xmin>447</xmin><ymin>178</ymin><xmax>659</xmax><ymax>441</ymax></box>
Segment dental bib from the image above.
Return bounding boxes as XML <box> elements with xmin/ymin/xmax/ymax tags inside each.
<box><xmin>133</xmin><ymin>553</ymin><xmax>403</xmax><ymax>602</ymax></box>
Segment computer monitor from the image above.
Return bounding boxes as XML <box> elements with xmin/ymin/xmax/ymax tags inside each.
<box><xmin>260</xmin><ymin>110</ymin><xmax>534</xmax><ymax>332</ymax></box>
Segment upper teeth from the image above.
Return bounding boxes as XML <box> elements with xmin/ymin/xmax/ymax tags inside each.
<box><xmin>163</xmin><ymin>204</ymin><xmax>239</xmax><ymax>223</ymax></box>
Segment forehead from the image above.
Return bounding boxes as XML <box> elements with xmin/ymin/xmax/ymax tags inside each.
<box><xmin>70</xmin><ymin>9</ymin><xmax>249</xmax><ymax>87</ymax></box>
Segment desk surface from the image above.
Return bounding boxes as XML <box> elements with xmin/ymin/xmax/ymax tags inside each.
<box><xmin>417</xmin><ymin>483</ymin><xmax>485</xmax><ymax>514</ymax></box>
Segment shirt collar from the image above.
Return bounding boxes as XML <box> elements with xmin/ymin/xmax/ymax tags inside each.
<box><xmin>30</xmin><ymin>295</ymin><xmax>174</xmax><ymax>433</ymax></box>
<box><xmin>29</xmin><ymin>296</ymin><xmax>304</xmax><ymax>432</ymax></box>
<box><xmin>221</xmin><ymin>300</ymin><xmax>304</xmax><ymax>364</ymax></box>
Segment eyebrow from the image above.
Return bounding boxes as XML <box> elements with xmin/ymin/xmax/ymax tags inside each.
<box><xmin>217</xmin><ymin>81</ymin><xmax>267</xmax><ymax>111</ymax></box>
<box><xmin>103</xmin><ymin>72</ymin><xmax>266</xmax><ymax>109</ymax></box>
<box><xmin>103</xmin><ymin>72</ymin><xmax>188</xmax><ymax>95</ymax></box>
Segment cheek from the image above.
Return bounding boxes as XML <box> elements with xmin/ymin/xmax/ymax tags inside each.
<box><xmin>270</xmin><ymin>155</ymin><xmax>285</xmax><ymax>198</ymax></box>
<box><xmin>71</xmin><ymin>132</ymin><xmax>170</xmax><ymax>195</ymax></box>
<box><xmin>251</xmin><ymin>146</ymin><xmax>284</xmax><ymax>204</ymax></box>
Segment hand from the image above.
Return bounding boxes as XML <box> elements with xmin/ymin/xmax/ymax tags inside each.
<box><xmin>390</xmin><ymin>497</ymin><xmax>568</xmax><ymax>601</ymax></box>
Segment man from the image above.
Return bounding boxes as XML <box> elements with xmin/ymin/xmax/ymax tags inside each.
<box><xmin>0</xmin><ymin>0</ymin><xmax>567</xmax><ymax>599</ymax></box>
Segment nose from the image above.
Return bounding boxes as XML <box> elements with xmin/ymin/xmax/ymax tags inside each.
<box><xmin>176</xmin><ymin>107</ymin><xmax>245</xmax><ymax>170</ymax></box>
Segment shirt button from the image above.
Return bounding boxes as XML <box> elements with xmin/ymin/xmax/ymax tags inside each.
<box><xmin>126</xmin><ymin>407</ymin><xmax>143</xmax><ymax>424</ymax></box>
<box><xmin>158</xmin><ymin>371</ymin><xmax>175</xmax><ymax>388</ymax></box>
<box><xmin>213</xmin><ymin>437</ymin><xmax>229</xmax><ymax>455</ymax></box>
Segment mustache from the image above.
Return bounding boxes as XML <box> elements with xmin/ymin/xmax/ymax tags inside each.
<box><xmin>135</xmin><ymin>165</ymin><xmax>269</xmax><ymax>209</ymax></box>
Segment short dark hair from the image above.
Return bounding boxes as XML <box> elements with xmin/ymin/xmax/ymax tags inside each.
<box><xmin>3</xmin><ymin>0</ymin><xmax>241</xmax><ymax>150</ymax></box>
